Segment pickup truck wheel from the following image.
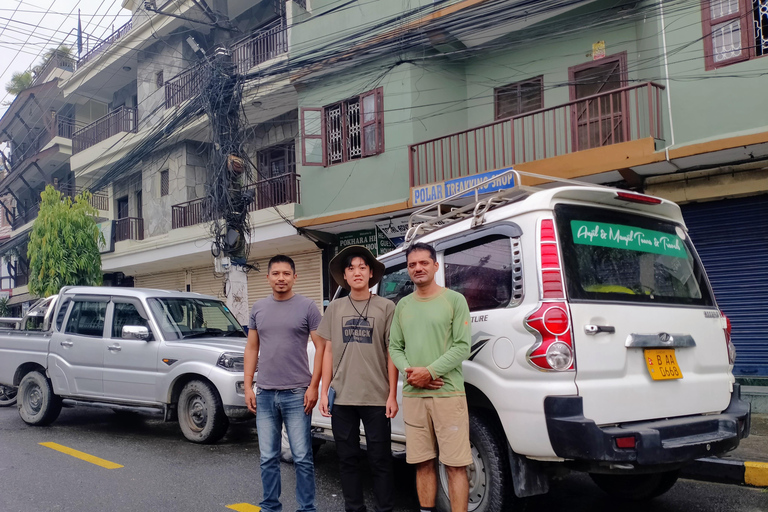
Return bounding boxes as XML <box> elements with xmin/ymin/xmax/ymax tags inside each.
<box><xmin>178</xmin><ymin>380</ymin><xmax>229</xmax><ymax>444</ymax></box>
<box><xmin>589</xmin><ymin>470</ymin><xmax>680</xmax><ymax>501</ymax></box>
<box><xmin>0</xmin><ymin>385</ymin><xmax>17</xmax><ymax>407</ymax></box>
<box><xmin>18</xmin><ymin>371</ymin><xmax>61</xmax><ymax>426</ymax></box>
<box><xmin>435</xmin><ymin>412</ymin><xmax>513</xmax><ymax>512</ymax></box>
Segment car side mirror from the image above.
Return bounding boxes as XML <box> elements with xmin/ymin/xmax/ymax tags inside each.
<box><xmin>122</xmin><ymin>325</ymin><xmax>150</xmax><ymax>340</ymax></box>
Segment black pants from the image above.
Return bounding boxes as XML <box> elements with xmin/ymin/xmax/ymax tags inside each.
<box><xmin>331</xmin><ymin>405</ymin><xmax>395</xmax><ymax>512</ymax></box>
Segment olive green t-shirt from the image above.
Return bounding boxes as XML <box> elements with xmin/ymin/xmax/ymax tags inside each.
<box><xmin>389</xmin><ymin>288</ymin><xmax>471</xmax><ymax>397</ymax></box>
<box><xmin>317</xmin><ymin>294</ymin><xmax>395</xmax><ymax>406</ymax></box>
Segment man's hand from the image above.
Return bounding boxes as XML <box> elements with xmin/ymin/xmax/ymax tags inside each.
<box><xmin>405</xmin><ymin>367</ymin><xmax>437</xmax><ymax>389</ymax></box>
<box><xmin>386</xmin><ymin>395</ymin><xmax>399</xmax><ymax>418</ymax></box>
<box><xmin>319</xmin><ymin>392</ymin><xmax>331</xmax><ymax>417</ymax></box>
<box><xmin>245</xmin><ymin>386</ymin><xmax>257</xmax><ymax>414</ymax></box>
<box><xmin>426</xmin><ymin>377</ymin><xmax>444</xmax><ymax>390</ymax></box>
<box><xmin>304</xmin><ymin>386</ymin><xmax>319</xmax><ymax>414</ymax></box>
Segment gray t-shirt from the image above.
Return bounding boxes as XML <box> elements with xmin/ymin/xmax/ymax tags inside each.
<box><xmin>317</xmin><ymin>294</ymin><xmax>395</xmax><ymax>406</ymax></box>
<box><xmin>249</xmin><ymin>294</ymin><xmax>322</xmax><ymax>390</ymax></box>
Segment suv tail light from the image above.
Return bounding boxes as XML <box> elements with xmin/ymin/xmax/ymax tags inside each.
<box><xmin>526</xmin><ymin>219</ymin><xmax>574</xmax><ymax>372</ymax></box>
<box><xmin>525</xmin><ymin>302</ymin><xmax>574</xmax><ymax>371</ymax></box>
<box><xmin>722</xmin><ymin>312</ymin><xmax>736</xmax><ymax>365</ymax></box>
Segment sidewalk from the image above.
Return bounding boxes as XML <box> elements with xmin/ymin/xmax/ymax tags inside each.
<box><xmin>682</xmin><ymin>412</ymin><xmax>768</xmax><ymax>487</ymax></box>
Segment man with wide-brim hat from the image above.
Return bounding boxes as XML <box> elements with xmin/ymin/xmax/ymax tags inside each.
<box><xmin>317</xmin><ymin>245</ymin><xmax>398</xmax><ymax>512</ymax></box>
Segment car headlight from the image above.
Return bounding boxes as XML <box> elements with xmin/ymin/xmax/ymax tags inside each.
<box><xmin>217</xmin><ymin>352</ymin><xmax>245</xmax><ymax>372</ymax></box>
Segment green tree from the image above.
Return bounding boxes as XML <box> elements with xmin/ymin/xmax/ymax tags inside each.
<box><xmin>27</xmin><ymin>185</ymin><xmax>104</xmax><ymax>297</ymax></box>
<box><xmin>4</xmin><ymin>70</ymin><xmax>33</xmax><ymax>96</ymax></box>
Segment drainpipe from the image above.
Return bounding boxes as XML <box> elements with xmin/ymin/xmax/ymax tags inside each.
<box><xmin>659</xmin><ymin>0</ymin><xmax>679</xmax><ymax>167</ymax></box>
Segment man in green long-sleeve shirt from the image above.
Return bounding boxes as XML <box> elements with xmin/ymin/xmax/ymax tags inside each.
<box><xmin>389</xmin><ymin>242</ymin><xmax>471</xmax><ymax>512</ymax></box>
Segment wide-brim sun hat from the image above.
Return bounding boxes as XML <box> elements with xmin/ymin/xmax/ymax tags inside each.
<box><xmin>329</xmin><ymin>245</ymin><xmax>386</xmax><ymax>291</ymax></box>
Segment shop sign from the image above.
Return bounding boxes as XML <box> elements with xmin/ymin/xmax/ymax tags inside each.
<box><xmin>411</xmin><ymin>167</ymin><xmax>516</xmax><ymax>206</ymax></box>
<box><xmin>339</xmin><ymin>228</ymin><xmax>397</xmax><ymax>256</ymax></box>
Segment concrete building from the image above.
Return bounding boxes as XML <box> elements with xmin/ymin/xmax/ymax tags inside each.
<box><xmin>0</xmin><ymin>0</ymin><xmax>765</xmax><ymax>375</ymax></box>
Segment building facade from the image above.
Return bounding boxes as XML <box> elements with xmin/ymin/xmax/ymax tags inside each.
<box><xmin>0</xmin><ymin>0</ymin><xmax>765</xmax><ymax>375</ymax></box>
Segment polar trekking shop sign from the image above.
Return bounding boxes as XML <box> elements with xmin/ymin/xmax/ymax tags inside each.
<box><xmin>411</xmin><ymin>167</ymin><xmax>516</xmax><ymax>206</ymax></box>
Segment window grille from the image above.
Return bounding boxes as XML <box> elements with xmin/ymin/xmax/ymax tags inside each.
<box><xmin>494</xmin><ymin>77</ymin><xmax>544</xmax><ymax>120</ymax></box>
<box><xmin>160</xmin><ymin>170</ymin><xmax>169</xmax><ymax>197</ymax></box>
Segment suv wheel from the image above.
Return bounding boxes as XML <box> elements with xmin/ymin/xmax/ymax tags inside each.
<box><xmin>589</xmin><ymin>470</ymin><xmax>680</xmax><ymax>501</ymax></box>
<box><xmin>0</xmin><ymin>384</ymin><xmax>18</xmax><ymax>407</ymax></box>
<box><xmin>435</xmin><ymin>412</ymin><xmax>514</xmax><ymax>512</ymax></box>
<box><xmin>177</xmin><ymin>380</ymin><xmax>229</xmax><ymax>444</ymax></box>
<box><xmin>18</xmin><ymin>371</ymin><xmax>61</xmax><ymax>425</ymax></box>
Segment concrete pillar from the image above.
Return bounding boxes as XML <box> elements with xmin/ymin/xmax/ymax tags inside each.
<box><xmin>226</xmin><ymin>265</ymin><xmax>249</xmax><ymax>326</ymax></box>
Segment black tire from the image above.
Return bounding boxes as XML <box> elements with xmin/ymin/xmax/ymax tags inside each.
<box><xmin>0</xmin><ymin>385</ymin><xmax>17</xmax><ymax>407</ymax></box>
<box><xmin>589</xmin><ymin>470</ymin><xmax>680</xmax><ymax>501</ymax></box>
<box><xmin>17</xmin><ymin>371</ymin><xmax>61</xmax><ymax>426</ymax></box>
<box><xmin>177</xmin><ymin>380</ymin><xmax>229</xmax><ymax>444</ymax></box>
<box><xmin>435</xmin><ymin>412</ymin><xmax>515</xmax><ymax>512</ymax></box>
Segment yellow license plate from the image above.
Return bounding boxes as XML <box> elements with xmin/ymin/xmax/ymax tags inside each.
<box><xmin>644</xmin><ymin>349</ymin><xmax>683</xmax><ymax>380</ymax></box>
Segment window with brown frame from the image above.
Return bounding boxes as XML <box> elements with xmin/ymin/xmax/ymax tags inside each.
<box><xmin>494</xmin><ymin>77</ymin><xmax>544</xmax><ymax>120</ymax></box>
<box><xmin>300</xmin><ymin>87</ymin><xmax>384</xmax><ymax>166</ymax></box>
<box><xmin>701</xmin><ymin>0</ymin><xmax>767</xmax><ymax>69</ymax></box>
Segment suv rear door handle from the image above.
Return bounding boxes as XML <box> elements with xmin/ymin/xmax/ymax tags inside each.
<box><xmin>107</xmin><ymin>344</ymin><xmax>121</xmax><ymax>352</ymax></box>
<box><xmin>584</xmin><ymin>324</ymin><xmax>615</xmax><ymax>335</ymax></box>
<box><xmin>60</xmin><ymin>340</ymin><xmax>73</xmax><ymax>347</ymax></box>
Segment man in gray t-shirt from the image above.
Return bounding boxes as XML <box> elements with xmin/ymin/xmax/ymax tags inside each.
<box><xmin>244</xmin><ymin>255</ymin><xmax>325</xmax><ymax>512</ymax></box>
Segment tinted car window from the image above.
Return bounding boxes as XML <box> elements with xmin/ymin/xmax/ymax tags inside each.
<box><xmin>65</xmin><ymin>301</ymin><xmax>107</xmax><ymax>337</ymax></box>
<box><xmin>112</xmin><ymin>302</ymin><xmax>151</xmax><ymax>338</ymax></box>
<box><xmin>444</xmin><ymin>236</ymin><xmax>514</xmax><ymax>312</ymax></box>
<box><xmin>555</xmin><ymin>204</ymin><xmax>714</xmax><ymax>306</ymax></box>
<box><xmin>379</xmin><ymin>263</ymin><xmax>413</xmax><ymax>304</ymax></box>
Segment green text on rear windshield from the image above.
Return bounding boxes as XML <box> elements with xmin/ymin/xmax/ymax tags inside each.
<box><xmin>571</xmin><ymin>221</ymin><xmax>688</xmax><ymax>259</ymax></box>
<box><xmin>556</xmin><ymin>205</ymin><xmax>714</xmax><ymax>306</ymax></box>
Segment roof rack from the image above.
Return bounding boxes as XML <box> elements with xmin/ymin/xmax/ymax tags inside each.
<box><xmin>404</xmin><ymin>169</ymin><xmax>609</xmax><ymax>244</ymax></box>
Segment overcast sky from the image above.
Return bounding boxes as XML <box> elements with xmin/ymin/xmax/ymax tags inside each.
<box><xmin>0</xmin><ymin>0</ymin><xmax>132</xmax><ymax>116</ymax></box>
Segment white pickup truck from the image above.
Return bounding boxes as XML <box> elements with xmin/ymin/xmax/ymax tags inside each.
<box><xmin>0</xmin><ymin>286</ymin><xmax>251</xmax><ymax>443</ymax></box>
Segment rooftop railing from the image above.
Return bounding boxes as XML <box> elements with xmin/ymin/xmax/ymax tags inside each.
<box><xmin>409</xmin><ymin>82</ymin><xmax>665</xmax><ymax>187</ymax></box>
<box><xmin>72</xmin><ymin>106</ymin><xmax>137</xmax><ymax>154</ymax></box>
<box><xmin>77</xmin><ymin>20</ymin><xmax>133</xmax><ymax>68</ymax></box>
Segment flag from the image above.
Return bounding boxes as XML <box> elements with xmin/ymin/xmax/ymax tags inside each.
<box><xmin>77</xmin><ymin>10</ymin><xmax>83</xmax><ymax>57</ymax></box>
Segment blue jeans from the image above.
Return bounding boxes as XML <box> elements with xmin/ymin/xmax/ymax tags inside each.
<box><xmin>256</xmin><ymin>387</ymin><xmax>315</xmax><ymax>512</ymax></box>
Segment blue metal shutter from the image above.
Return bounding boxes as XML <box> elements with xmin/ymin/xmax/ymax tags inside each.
<box><xmin>681</xmin><ymin>194</ymin><xmax>768</xmax><ymax>377</ymax></box>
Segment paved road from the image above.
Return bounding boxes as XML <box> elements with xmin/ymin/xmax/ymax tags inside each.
<box><xmin>1</xmin><ymin>406</ymin><xmax>766</xmax><ymax>512</ymax></box>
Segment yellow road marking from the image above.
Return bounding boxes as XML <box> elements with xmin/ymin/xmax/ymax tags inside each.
<box><xmin>744</xmin><ymin>461</ymin><xmax>768</xmax><ymax>487</ymax></box>
<box><xmin>226</xmin><ymin>504</ymin><xmax>261</xmax><ymax>512</ymax></box>
<box><xmin>39</xmin><ymin>442</ymin><xmax>123</xmax><ymax>469</ymax></box>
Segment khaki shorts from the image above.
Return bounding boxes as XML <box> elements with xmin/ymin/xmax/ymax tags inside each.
<box><xmin>402</xmin><ymin>395</ymin><xmax>472</xmax><ymax>467</ymax></box>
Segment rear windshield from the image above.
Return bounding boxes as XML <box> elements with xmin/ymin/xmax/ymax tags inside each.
<box><xmin>555</xmin><ymin>204</ymin><xmax>714</xmax><ymax>306</ymax></box>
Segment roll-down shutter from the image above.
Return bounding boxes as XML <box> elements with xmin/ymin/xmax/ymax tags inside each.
<box><xmin>134</xmin><ymin>270</ymin><xmax>186</xmax><ymax>292</ymax></box>
<box><xmin>681</xmin><ymin>194</ymin><xmax>768</xmax><ymax>377</ymax></box>
<box><xmin>247</xmin><ymin>250</ymin><xmax>323</xmax><ymax>311</ymax></box>
<box><xmin>190</xmin><ymin>266</ymin><xmax>226</xmax><ymax>299</ymax></box>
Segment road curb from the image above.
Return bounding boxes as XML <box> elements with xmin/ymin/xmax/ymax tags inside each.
<box><xmin>681</xmin><ymin>457</ymin><xmax>768</xmax><ymax>487</ymax></box>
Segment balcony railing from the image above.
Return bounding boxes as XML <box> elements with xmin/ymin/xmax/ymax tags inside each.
<box><xmin>77</xmin><ymin>20</ymin><xmax>133</xmax><ymax>68</ymax></box>
<box><xmin>409</xmin><ymin>82</ymin><xmax>665</xmax><ymax>187</ymax></box>
<box><xmin>7</xmin><ymin>117</ymin><xmax>76</xmax><ymax>170</ymax></box>
<box><xmin>165</xmin><ymin>64</ymin><xmax>211</xmax><ymax>109</ymax></box>
<box><xmin>72</xmin><ymin>106</ymin><xmax>138</xmax><ymax>154</ymax></box>
<box><xmin>254</xmin><ymin>172</ymin><xmax>300</xmax><ymax>210</ymax></box>
<box><xmin>231</xmin><ymin>20</ymin><xmax>288</xmax><ymax>75</ymax></box>
<box><xmin>115</xmin><ymin>217</ymin><xmax>144</xmax><ymax>242</ymax></box>
<box><xmin>171</xmin><ymin>197</ymin><xmax>210</xmax><ymax>229</ymax></box>
<box><xmin>56</xmin><ymin>183</ymin><xmax>109</xmax><ymax>211</ymax></box>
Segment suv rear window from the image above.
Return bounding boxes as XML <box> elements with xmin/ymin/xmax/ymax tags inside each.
<box><xmin>555</xmin><ymin>204</ymin><xmax>714</xmax><ymax>306</ymax></box>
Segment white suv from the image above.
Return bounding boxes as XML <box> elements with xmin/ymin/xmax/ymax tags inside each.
<box><xmin>311</xmin><ymin>173</ymin><xmax>750</xmax><ymax>511</ymax></box>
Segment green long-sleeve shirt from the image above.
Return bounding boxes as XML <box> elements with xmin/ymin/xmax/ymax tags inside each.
<box><xmin>389</xmin><ymin>288</ymin><xmax>471</xmax><ymax>397</ymax></box>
